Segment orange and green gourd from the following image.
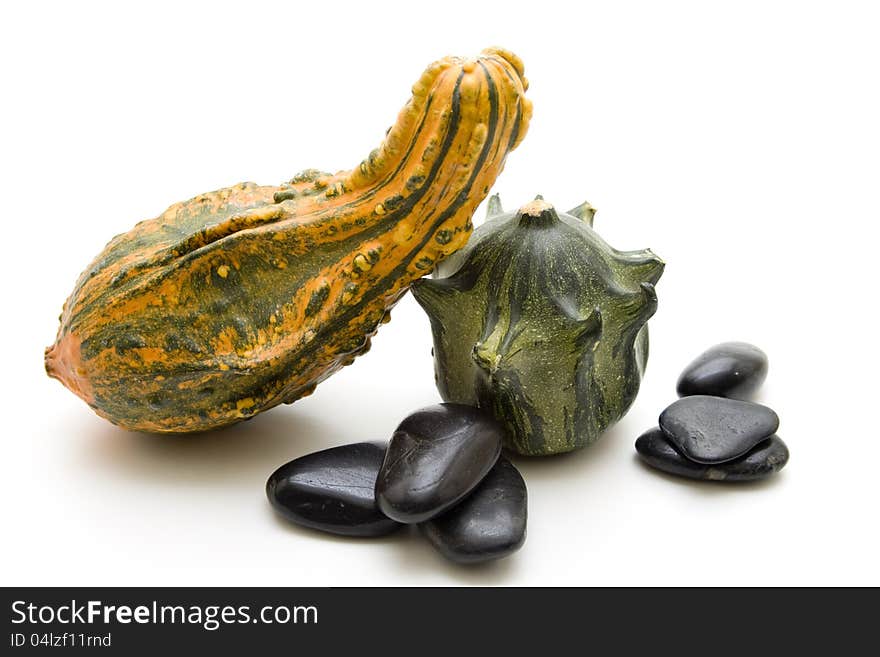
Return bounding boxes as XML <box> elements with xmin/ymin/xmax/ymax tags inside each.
<box><xmin>45</xmin><ymin>47</ymin><xmax>532</xmax><ymax>433</ymax></box>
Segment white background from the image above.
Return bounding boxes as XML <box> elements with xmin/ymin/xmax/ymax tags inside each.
<box><xmin>2</xmin><ymin>0</ymin><xmax>878</xmax><ymax>586</ymax></box>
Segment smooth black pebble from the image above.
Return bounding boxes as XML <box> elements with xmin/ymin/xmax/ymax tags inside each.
<box><xmin>636</xmin><ymin>427</ymin><xmax>789</xmax><ymax>482</ymax></box>
<box><xmin>677</xmin><ymin>341</ymin><xmax>768</xmax><ymax>400</ymax></box>
<box><xmin>420</xmin><ymin>457</ymin><xmax>527</xmax><ymax>564</ymax></box>
<box><xmin>659</xmin><ymin>395</ymin><xmax>779</xmax><ymax>464</ymax></box>
<box><xmin>266</xmin><ymin>442</ymin><xmax>402</xmax><ymax>537</ymax></box>
<box><xmin>375</xmin><ymin>403</ymin><xmax>504</xmax><ymax>524</ymax></box>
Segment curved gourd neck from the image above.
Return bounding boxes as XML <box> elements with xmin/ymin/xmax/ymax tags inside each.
<box><xmin>345</xmin><ymin>48</ymin><xmax>531</xmax><ymax>194</ymax></box>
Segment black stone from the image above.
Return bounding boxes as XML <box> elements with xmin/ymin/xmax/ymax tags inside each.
<box><xmin>635</xmin><ymin>427</ymin><xmax>789</xmax><ymax>482</ymax></box>
<box><xmin>375</xmin><ymin>403</ymin><xmax>504</xmax><ymax>524</ymax></box>
<box><xmin>420</xmin><ymin>457</ymin><xmax>527</xmax><ymax>564</ymax></box>
<box><xmin>659</xmin><ymin>395</ymin><xmax>779</xmax><ymax>464</ymax></box>
<box><xmin>677</xmin><ymin>341</ymin><xmax>768</xmax><ymax>400</ymax></box>
<box><xmin>266</xmin><ymin>442</ymin><xmax>401</xmax><ymax>537</ymax></box>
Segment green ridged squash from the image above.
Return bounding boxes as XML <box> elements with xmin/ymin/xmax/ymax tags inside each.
<box><xmin>411</xmin><ymin>196</ymin><xmax>664</xmax><ymax>455</ymax></box>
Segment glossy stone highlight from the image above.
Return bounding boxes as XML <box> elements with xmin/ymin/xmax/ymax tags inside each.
<box><xmin>421</xmin><ymin>458</ymin><xmax>527</xmax><ymax>564</ymax></box>
<box><xmin>677</xmin><ymin>342</ymin><xmax>769</xmax><ymax>400</ymax></box>
<box><xmin>635</xmin><ymin>427</ymin><xmax>789</xmax><ymax>482</ymax></box>
<box><xmin>267</xmin><ymin>442</ymin><xmax>401</xmax><ymax>537</ymax></box>
<box><xmin>375</xmin><ymin>403</ymin><xmax>504</xmax><ymax>524</ymax></box>
<box><xmin>659</xmin><ymin>395</ymin><xmax>779</xmax><ymax>464</ymax></box>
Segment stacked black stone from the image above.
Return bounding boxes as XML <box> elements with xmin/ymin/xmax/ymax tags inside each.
<box><xmin>267</xmin><ymin>403</ymin><xmax>527</xmax><ymax>564</ymax></box>
<box><xmin>635</xmin><ymin>342</ymin><xmax>789</xmax><ymax>482</ymax></box>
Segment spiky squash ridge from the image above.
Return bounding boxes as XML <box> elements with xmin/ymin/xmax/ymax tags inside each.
<box><xmin>46</xmin><ymin>47</ymin><xmax>532</xmax><ymax>433</ymax></box>
<box><xmin>412</xmin><ymin>197</ymin><xmax>663</xmax><ymax>455</ymax></box>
